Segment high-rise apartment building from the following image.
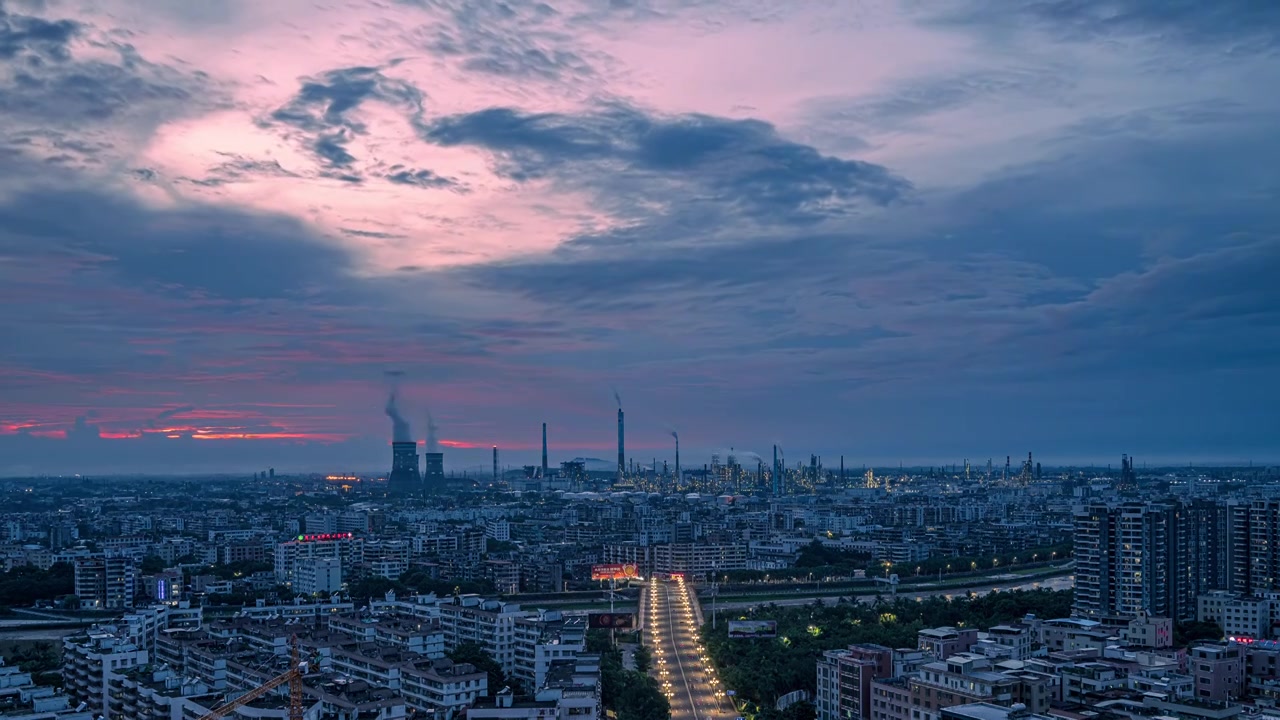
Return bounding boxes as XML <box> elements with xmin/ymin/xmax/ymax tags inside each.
<box><xmin>74</xmin><ymin>556</ymin><xmax>137</xmax><ymax>610</ymax></box>
<box><xmin>1239</xmin><ymin>500</ymin><xmax>1280</xmax><ymax>594</ymax></box>
<box><xmin>1072</xmin><ymin>502</ymin><xmax>1191</xmax><ymax>620</ymax></box>
<box><xmin>274</xmin><ymin>533</ymin><xmax>360</xmax><ymax>587</ymax></box>
<box><xmin>1074</xmin><ymin>498</ymin><xmax>1280</xmax><ymax>622</ymax></box>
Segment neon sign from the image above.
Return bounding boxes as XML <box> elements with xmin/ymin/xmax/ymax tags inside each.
<box><xmin>296</xmin><ymin>533</ymin><xmax>354</xmax><ymax>541</ymax></box>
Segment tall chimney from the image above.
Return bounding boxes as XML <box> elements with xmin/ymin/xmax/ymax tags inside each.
<box><xmin>493</xmin><ymin>445</ymin><xmax>498</xmax><ymax>482</ymax></box>
<box><xmin>541</xmin><ymin>423</ymin><xmax>548</xmax><ymax>478</ymax></box>
<box><xmin>617</xmin><ymin>407</ymin><xmax>625</xmax><ymax>482</ymax></box>
<box><xmin>772</xmin><ymin>444</ymin><xmax>780</xmax><ymax>496</ymax></box>
<box><xmin>674</xmin><ymin>433</ymin><xmax>680</xmax><ymax>489</ymax></box>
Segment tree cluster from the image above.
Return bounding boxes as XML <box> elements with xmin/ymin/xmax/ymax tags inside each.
<box><xmin>344</xmin><ymin>571</ymin><xmax>495</xmax><ymax>603</ymax></box>
<box><xmin>588</xmin><ymin>630</ymin><xmax>669</xmax><ymax>720</ymax></box>
<box><xmin>718</xmin><ymin>542</ymin><xmax>1072</xmax><ymax>586</ymax></box>
<box><xmin>8</xmin><ymin>642</ymin><xmax>59</xmax><ymax>674</ymax></box>
<box><xmin>875</xmin><ymin>543</ymin><xmax>1073</xmax><ymax>579</ymax></box>
<box><xmin>703</xmin><ymin>588</ymin><xmax>1073</xmax><ymax>710</ymax></box>
<box><xmin>198</xmin><ymin>559</ymin><xmax>275</xmax><ymax>580</ymax></box>
<box><xmin>447</xmin><ymin>642</ymin><xmax>525</xmax><ymax>696</ymax></box>
<box><xmin>0</xmin><ymin>563</ymin><xmax>74</xmax><ymax>608</ymax></box>
<box><xmin>1175</xmin><ymin>620</ymin><xmax>1224</xmax><ymax>647</ymax></box>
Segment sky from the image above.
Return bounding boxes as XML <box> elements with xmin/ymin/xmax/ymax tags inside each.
<box><xmin>1</xmin><ymin>0</ymin><xmax>1278</xmax><ymax>475</ymax></box>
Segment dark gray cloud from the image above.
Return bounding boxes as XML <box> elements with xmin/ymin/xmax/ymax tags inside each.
<box><xmin>183</xmin><ymin>156</ymin><xmax>299</xmax><ymax>187</ymax></box>
<box><xmin>468</xmin><ymin>232</ymin><xmax>862</xmax><ymax>305</ymax></box>
<box><xmin>806</xmin><ymin>67</ymin><xmax>1072</xmax><ymax>134</ymax></box>
<box><xmin>400</xmin><ymin>0</ymin><xmax>598</xmax><ymax>82</ymax></box>
<box><xmin>2</xmin><ymin>0</ymin><xmax>1278</xmax><ymax>472</ymax></box>
<box><xmin>0</xmin><ymin>44</ymin><xmax>207</xmax><ymax>134</ymax></box>
<box><xmin>385</xmin><ymin>166</ymin><xmax>464</xmax><ymax>190</ymax></box>
<box><xmin>0</xmin><ymin>1</ymin><xmax>217</xmax><ymax>167</ymax></box>
<box><xmin>0</xmin><ymin>180</ymin><xmax>354</xmax><ymax>301</ymax></box>
<box><xmin>268</xmin><ymin>65</ymin><xmax>426</xmax><ymax>173</ymax></box>
<box><xmin>914</xmin><ymin>118</ymin><xmax>1280</xmax><ymax>283</ymax></box>
<box><xmin>933</xmin><ymin>0</ymin><xmax>1280</xmax><ymax>50</ymax></box>
<box><xmin>425</xmin><ymin>105</ymin><xmax>910</xmax><ymax>225</ymax></box>
<box><xmin>1054</xmin><ymin>240</ymin><xmax>1280</xmax><ymax>335</ymax></box>
<box><xmin>0</xmin><ymin>1</ymin><xmax>80</xmax><ymax>61</ymax></box>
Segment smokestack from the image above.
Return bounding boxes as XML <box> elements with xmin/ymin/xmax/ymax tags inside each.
<box><xmin>617</xmin><ymin>407</ymin><xmax>625</xmax><ymax>482</ymax></box>
<box><xmin>541</xmin><ymin>423</ymin><xmax>548</xmax><ymax>478</ymax></box>
<box><xmin>772</xmin><ymin>444</ymin><xmax>780</xmax><ymax>496</ymax></box>
<box><xmin>672</xmin><ymin>431</ymin><xmax>680</xmax><ymax>489</ymax></box>
<box><xmin>493</xmin><ymin>445</ymin><xmax>498</xmax><ymax>482</ymax></box>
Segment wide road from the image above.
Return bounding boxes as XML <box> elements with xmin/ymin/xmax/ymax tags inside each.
<box><xmin>645</xmin><ymin>576</ymin><xmax>735</xmax><ymax>720</ymax></box>
<box><xmin>713</xmin><ymin>573</ymin><xmax>1074</xmax><ymax>610</ymax></box>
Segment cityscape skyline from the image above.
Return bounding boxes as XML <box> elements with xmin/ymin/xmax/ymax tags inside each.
<box><xmin>3</xmin><ymin>3</ymin><xmax>1280</xmax><ymax>720</ymax></box>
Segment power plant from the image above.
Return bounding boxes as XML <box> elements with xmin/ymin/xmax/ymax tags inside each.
<box><xmin>377</xmin><ymin>387</ymin><xmax>878</xmax><ymax>498</ymax></box>
<box><xmin>422</xmin><ymin>451</ymin><xmax>444</xmax><ymax>489</ymax></box>
<box><xmin>388</xmin><ymin>440</ymin><xmax>420</xmax><ymax>495</ymax></box>
<box><xmin>385</xmin><ymin>387</ymin><xmax>421</xmax><ymax>495</ymax></box>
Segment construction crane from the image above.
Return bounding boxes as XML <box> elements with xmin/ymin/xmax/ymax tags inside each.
<box><xmin>196</xmin><ymin>635</ymin><xmax>308</xmax><ymax>720</ymax></box>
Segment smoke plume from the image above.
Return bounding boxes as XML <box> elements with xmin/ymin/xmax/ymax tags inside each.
<box><xmin>426</xmin><ymin>411</ymin><xmax>439</xmax><ymax>453</ymax></box>
<box><xmin>384</xmin><ymin>371</ymin><xmax>411</xmax><ymax>442</ymax></box>
<box><xmin>612</xmin><ymin>388</ymin><xmax>621</xmax><ymax>408</ymax></box>
<box><xmin>670</xmin><ymin>431</ymin><xmax>678</xmax><ymax>441</ymax></box>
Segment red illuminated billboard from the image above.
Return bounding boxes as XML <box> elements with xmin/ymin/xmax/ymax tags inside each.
<box><xmin>296</xmin><ymin>533</ymin><xmax>354</xmax><ymax>541</ymax></box>
<box><xmin>591</xmin><ymin>563</ymin><xmax>639</xmax><ymax>581</ymax></box>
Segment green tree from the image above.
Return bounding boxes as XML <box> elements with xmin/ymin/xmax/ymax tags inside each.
<box><xmin>140</xmin><ymin>555</ymin><xmax>167</xmax><ymax>574</ymax></box>
<box><xmin>1175</xmin><ymin>620</ymin><xmax>1223</xmax><ymax>646</ymax></box>
<box><xmin>617</xmin><ymin>672</ymin><xmax>669</xmax><ymax>720</ymax></box>
<box><xmin>203</xmin><ymin>560</ymin><xmax>273</xmax><ymax>580</ymax></box>
<box><xmin>449</xmin><ymin>642</ymin><xmax>508</xmax><ymax>696</ymax></box>
<box><xmin>12</xmin><ymin>643</ymin><xmax>59</xmax><ymax>674</ymax></box>
<box><xmin>0</xmin><ymin>563</ymin><xmax>74</xmax><ymax>607</ymax></box>
<box><xmin>633</xmin><ymin>644</ymin><xmax>652</xmax><ymax>674</ymax></box>
<box><xmin>586</xmin><ymin>630</ymin><xmax>668</xmax><ymax>720</ymax></box>
<box><xmin>486</xmin><ymin>540</ymin><xmax>518</xmax><ymax>553</ymax></box>
<box><xmin>346</xmin><ymin>577</ymin><xmax>407</xmax><ymax>602</ymax></box>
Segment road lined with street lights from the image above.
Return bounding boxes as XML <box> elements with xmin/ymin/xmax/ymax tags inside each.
<box><xmin>645</xmin><ymin>575</ymin><xmax>735</xmax><ymax>720</ymax></box>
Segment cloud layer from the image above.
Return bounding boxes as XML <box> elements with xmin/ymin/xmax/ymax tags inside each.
<box><xmin>1</xmin><ymin>0</ymin><xmax>1277</xmax><ymax>474</ymax></box>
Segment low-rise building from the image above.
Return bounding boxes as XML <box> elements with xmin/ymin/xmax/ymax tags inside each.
<box><xmin>1189</xmin><ymin>643</ymin><xmax>1244</xmax><ymax>702</ymax></box>
<box><xmin>918</xmin><ymin>628</ymin><xmax>978</xmax><ymax>661</ymax></box>
<box><xmin>293</xmin><ymin>557</ymin><xmax>342</xmax><ymax>596</ymax></box>
<box><xmin>816</xmin><ymin>644</ymin><xmax>893</xmax><ymax>720</ymax></box>
<box><xmin>909</xmin><ymin>654</ymin><xmax>1017</xmax><ymax>720</ymax></box>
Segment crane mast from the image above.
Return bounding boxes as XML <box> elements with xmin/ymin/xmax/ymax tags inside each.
<box><xmin>195</xmin><ymin>636</ymin><xmax>306</xmax><ymax>720</ymax></box>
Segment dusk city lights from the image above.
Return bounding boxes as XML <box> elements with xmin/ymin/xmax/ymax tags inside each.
<box><xmin>0</xmin><ymin>2</ymin><xmax>1278</xmax><ymax>720</ymax></box>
